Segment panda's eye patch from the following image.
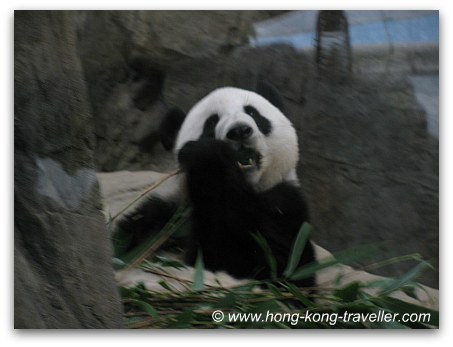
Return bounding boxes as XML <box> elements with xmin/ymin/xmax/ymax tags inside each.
<box><xmin>199</xmin><ymin>114</ymin><xmax>219</xmax><ymax>139</ymax></box>
<box><xmin>244</xmin><ymin>105</ymin><xmax>272</xmax><ymax>136</ymax></box>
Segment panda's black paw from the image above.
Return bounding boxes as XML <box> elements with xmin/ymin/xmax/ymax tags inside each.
<box><xmin>177</xmin><ymin>141</ymin><xmax>200</xmax><ymax>168</ymax></box>
<box><xmin>178</xmin><ymin>139</ymin><xmax>236</xmax><ymax>171</ymax></box>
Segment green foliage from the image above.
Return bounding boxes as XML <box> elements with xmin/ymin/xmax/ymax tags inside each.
<box><xmin>192</xmin><ymin>249</ymin><xmax>205</xmax><ymax>292</ymax></box>
<box><xmin>113</xmin><ymin>205</ymin><xmax>191</xmax><ymax>267</ymax></box>
<box><xmin>251</xmin><ymin>232</ymin><xmax>278</xmax><ymax>280</ymax></box>
<box><xmin>152</xmin><ymin>255</ymin><xmax>186</xmax><ymax>270</ymax></box>
<box><xmin>334</xmin><ymin>282</ymin><xmax>361</xmax><ymax>302</ymax></box>
<box><xmin>289</xmin><ymin>243</ymin><xmax>384</xmax><ymax>281</ymax></box>
<box><xmin>284</xmin><ymin>223</ymin><xmax>312</xmax><ymax>278</ymax></box>
<box><xmin>117</xmin><ymin>222</ymin><xmax>438</xmax><ymax>329</ymax></box>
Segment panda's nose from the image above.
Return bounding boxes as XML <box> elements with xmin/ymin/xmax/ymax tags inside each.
<box><xmin>226</xmin><ymin>124</ymin><xmax>253</xmax><ymax>141</ymax></box>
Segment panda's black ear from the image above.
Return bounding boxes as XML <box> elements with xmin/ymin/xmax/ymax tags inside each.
<box><xmin>255</xmin><ymin>81</ymin><xmax>286</xmax><ymax>114</ymax></box>
<box><xmin>159</xmin><ymin>108</ymin><xmax>186</xmax><ymax>151</ymax></box>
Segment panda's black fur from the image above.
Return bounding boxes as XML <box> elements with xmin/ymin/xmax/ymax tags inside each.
<box><xmin>117</xmin><ymin>84</ymin><xmax>316</xmax><ymax>288</ymax></box>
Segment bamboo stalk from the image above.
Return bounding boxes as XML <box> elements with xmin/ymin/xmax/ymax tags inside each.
<box><xmin>107</xmin><ymin>169</ymin><xmax>181</xmax><ymax>225</ymax></box>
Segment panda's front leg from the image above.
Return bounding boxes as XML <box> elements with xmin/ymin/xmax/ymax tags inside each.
<box><xmin>178</xmin><ymin>139</ymin><xmax>264</xmax><ymax>276</ymax></box>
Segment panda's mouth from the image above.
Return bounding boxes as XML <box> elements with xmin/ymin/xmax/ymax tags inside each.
<box><xmin>235</xmin><ymin>147</ymin><xmax>262</xmax><ymax>170</ymax></box>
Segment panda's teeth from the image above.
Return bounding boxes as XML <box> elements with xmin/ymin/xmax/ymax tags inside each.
<box><xmin>237</xmin><ymin>159</ymin><xmax>255</xmax><ymax>169</ymax></box>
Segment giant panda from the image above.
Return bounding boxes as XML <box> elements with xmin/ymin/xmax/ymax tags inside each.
<box><xmin>116</xmin><ymin>85</ymin><xmax>315</xmax><ymax>288</ymax></box>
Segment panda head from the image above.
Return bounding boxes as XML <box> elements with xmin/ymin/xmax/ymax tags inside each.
<box><xmin>163</xmin><ymin>87</ymin><xmax>300</xmax><ymax>191</ymax></box>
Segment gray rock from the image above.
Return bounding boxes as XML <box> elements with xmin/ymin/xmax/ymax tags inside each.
<box><xmin>298</xmin><ymin>75</ymin><xmax>438</xmax><ymax>288</ymax></box>
<box><xmin>14</xmin><ymin>11</ymin><xmax>123</xmax><ymax>328</ymax></box>
<box><xmin>75</xmin><ymin>10</ymin><xmax>283</xmax><ymax>172</ymax></box>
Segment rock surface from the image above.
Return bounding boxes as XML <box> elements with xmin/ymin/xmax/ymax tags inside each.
<box><xmin>14</xmin><ymin>11</ymin><xmax>123</xmax><ymax>328</ymax></box>
<box><xmin>75</xmin><ymin>10</ymin><xmax>282</xmax><ymax>172</ymax></box>
<box><xmin>298</xmin><ymin>76</ymin><xmax>439</xmax><ymax>288</ymax></box>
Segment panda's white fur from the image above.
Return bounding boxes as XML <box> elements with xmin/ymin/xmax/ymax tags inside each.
<box><xmin>175</xmin><ymin>87</ymin><xmax>300</xmax><ymax>191</ymax></box>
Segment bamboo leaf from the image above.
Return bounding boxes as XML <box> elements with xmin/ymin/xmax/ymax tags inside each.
<box><xmin>283</xmin><ymin>222</ymin><xmax>311</xmax><ymax>278</ymax></box>
<box><xmin>192</xmin><ymin>249</ymin><xmax>205</xmax><ymax>291</ymax></box>
<box><xmin>112</xmin><ymin>228</ymin><xmax>133</xmax><ymax>257</ymax></box>
<box><xmin>378</xmin><ymin>261</ymin><xmax>433</xmax><ymax>296</ymax></box>
<box><xmin>251</xmin><ymin>232</ymin><xmax>277</xmax><ymax>280</ymax></box>
<box><xmin>119</xmin><ymin>205</ymin><xmax>190</xmax><ymax>268</ymax></box>
<box><xmin>283</xmin><ymin>282</ymin><xmax>314</xmax><ymax>307</ymax></box>
<box><xmin>112</xmin><ymin>257</ymin><xmax>126</xmax><ymax>270</ymax></box>
<box><xmin>334</xmin><ymin>281</ymin><xmax>361</xmax><ymax>302</ymax></box>
<box><xmin>290</xmin><ymin>243</ymin><xmax>384</xmax><ymax>281</ymax></box>
<box><xmin>153</xmin><ymin>255</ymin><xmax>186</xmax><ymax>269</ymax></box>
<box><xmin>168</xmin><ymin>310</ymin><xmax>194</xmax><ymax>329</ymax></box>
<box><xmin>401</xmin><ymin>285</ymin><xmax>418</xmax><ymax>301</ymax></box>
<box><xmin>129</xmin><ymin>299</ymin><xmax>158</xmax><ymax>318</ymax></box>
<box><xmin>216</xmin><ymin>292</ymin><xmax>237</xmax><ymax>309</ymax></box>
<box><xmin>266</xmin><ymin>282</ymin><xmax>283</xmax><ymax>297</ymax></box>
<box><xmin>158</xmin><ymin>280</ymin><xmax>173</xmax><ymax>292</ymax></box>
